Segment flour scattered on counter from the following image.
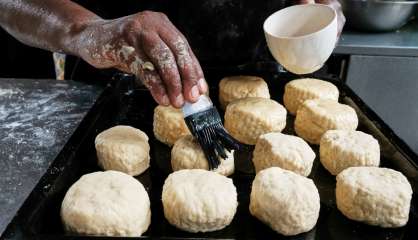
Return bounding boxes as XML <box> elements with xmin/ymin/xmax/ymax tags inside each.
<box><xmin>0</xmin><ymin>88</ymin><xmax>22</xmax><ymax>97</ymax></box>
<box><xmin>33</xmin><ymin>127</ymin><xmax>56</xmax><ymax>148</ymax></box>
<box><xmin>0</xmin><ymin>78</ymin><xmax>102</xmax><ymax>223</ymax></box>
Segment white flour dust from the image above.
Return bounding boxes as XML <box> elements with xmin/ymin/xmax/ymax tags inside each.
<box><xmin>120</xmin><ymin>45</ymin><xmax>136</xmax><ymax>60</ymax></box>
<box><xmin>173</xmin><ymin>38</ymin><xmax>193</xmax><ymax>69</ymax></box>
<box><xmin>150</xmin><ymin>43</ymin><xmax>177</xmax><ymax>71</ymax></box>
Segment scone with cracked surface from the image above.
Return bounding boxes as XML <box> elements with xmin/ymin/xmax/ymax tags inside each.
<box><xmin>284</xmin><ymin>78</ymin><xmax>339</xmax><ymax>115</ymax></box>
<box><xmin>95</xmin><ymin>125</ymin><xmax>150</xmax><ymax>176</ymax></box>
<box><xmin>250</xmin><ymin>167</ymin><xmax>320</xmax><ymax>236</ymax></box>
<box><xmin>320</xmin><ymin>130</ymin><xmax>380</xmax><ymax>175</ymax></box>
<box><xmin>224</xmin><ymin>97</ymin><xmax>287</xmax><ymax>145</ymax></box>
<box><xmin>61</xmin><ymin>171</ymin><xmax>151</xmax><ymax>237</ymax></box>
<box><xmin>253</xmin><ymin>132</ymin><xmax>315</xmax><ymax>176</ymax></box>
<box><xmin>295</xmin><ymin>99</ymin><xmax>358</xmax><ymax>144</ymax></box>
<box><xmin>336</xmin><ymin>167</ymin><xmax>412</xmax><ymax>227</ymax></box>
<box><xmin>171</xmin><ymin>135</ymin><xmax>234</xmax><ymax>176</ymax></box>
<box><xmin>153</xmin><ymin>105</ymin><xmax>190</xmax><ymax>146</ymax></box>
<box><xmin>162</xmin><ymin>169</ymin><xmax>238</xmax><ymax>232</ymax></box>
<box><xmin>219</xmin><ymin>75</ymin><xmax>270</xmax><ymax>109</ymax></box>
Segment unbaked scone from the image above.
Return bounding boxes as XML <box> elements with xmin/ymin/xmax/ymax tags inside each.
<box><xmin>253</xmin><ymin>132</ymin><xmax>315</xmax><ymax>176</ymax></box>
<box><xmin>153</xmin><ymin>105</ymin><xmax>190</xmax><ymax>146</ymax></box>
<box><xmin>219</xmin><ymin>75</ymin><xmax>270</xmax><ymax>109</ymax></box>
<box><xmin>171</xmin><ymin>135</ymin><xmax>234</xmax><ymax>176</ymax></box>
<box><xmin>250</xmin><ymin>167</ymin><xmax>320</xmax><ymax>236</ymax></box>
<box><xmin>95</xmin><ymin>125</ymin><xmax>150</xmax><ymax>176</ymax></box>
<box><xmin>224</xmin><ymin>97</ymin><xmax>287</xmax><ymax>145</ymax></box>
<box><xmin>283</xmin><ymin>78</ymin><xmax>339</xmax><ymax>115</ymax></box>
<box><xmin>336</xmin><ymin>167</ymin><xmax>412</xmax><ymax>228</ymax></box>
<box><xmin>295</xmin><ymin>99</ymin><xmax>358</xmax><ymax>144</ymax></box>
<box><xmin>162</xmin><ymin>169</ymin><xmax>238</xmax><ymax>232</ymax></box>
<box><xmin>320</xmin><ymin>130</ymin><xmax>380</xmax><ymax>175</ymax></box>
<box><xmin>61</xmin><ymin>171</ymin><xmax>151</xmax><ymax>237</ymax></box>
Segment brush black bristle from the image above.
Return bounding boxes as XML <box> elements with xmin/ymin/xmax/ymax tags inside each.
<box><xmin>184</xmin><ymin>107</ymin><xmax>242</xmax><ymax>170</ymax></box>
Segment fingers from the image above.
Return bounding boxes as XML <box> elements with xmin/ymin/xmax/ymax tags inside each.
<box><xmin>189</xmin><ymin>49</ymin><xmax>208</xmax><ymax>94</ymax></box>
<box><xmin>159</xmin><ymin>26</ymin><xmax>203</xmax><ymax>102</ymax></box>
<box><xmin>128</xmin><ymin>51</ymin><xmax>170</xmax><ymax>106</ymax></box>
<box><xmin>139</xmin><ymin>66</ymin><xmax>171</xmax><ymax>106</ymax></box>
<box><xmin>297</xmin><ymin>0</ymin><xmax>315</xmax><ymax>4</ymax></box>
<box><xmin>141</xmin><ymin>32</ymin><xmax>185</xmax><ymax>107</ymax></box>
<box><xmin>315</xmin><ymin>0</ymin><xmax>346</xmax><ymax>37</ymax></box>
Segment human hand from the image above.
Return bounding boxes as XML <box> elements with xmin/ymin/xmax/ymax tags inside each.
<box><xmin>296</xmin><ymin>0</ymin><xmax>346</xmax><ymax>37</ymax></box>
<box><xmin>77</xmin><ymin>11</ymin><xmax>208</xmax><ymax>107</ymax></box>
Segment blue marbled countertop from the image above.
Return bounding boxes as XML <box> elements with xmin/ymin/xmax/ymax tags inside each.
<box><xmin>0</xmin><ymin>78</ymin><xmax>103</xmax><ymax>234</ymax></box>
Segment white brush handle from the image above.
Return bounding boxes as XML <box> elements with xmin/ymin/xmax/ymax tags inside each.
<box><xmin>182</xmin><ymin>95</ymin><xmax>213</xmax><ymax>117</ymax></box>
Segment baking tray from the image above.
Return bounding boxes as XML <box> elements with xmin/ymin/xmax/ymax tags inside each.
<box><xmin>3</xmin><ymin>63</ymin><xmax>418</xmax><ymax>239</ymax></box>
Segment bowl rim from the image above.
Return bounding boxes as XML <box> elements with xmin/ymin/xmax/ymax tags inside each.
<box><xmin>263</xmin><ymin>4</ymin><xmax>337</xmax><ymax>40</ymax></box>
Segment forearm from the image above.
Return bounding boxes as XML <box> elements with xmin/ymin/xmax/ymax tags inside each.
<box><xmin>0</xmin><ymin>0</ymin><xmax>101</xmax><ymax>55</ymax></box>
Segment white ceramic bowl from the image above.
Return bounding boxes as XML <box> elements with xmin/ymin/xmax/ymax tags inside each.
<box><xmin>263</xmin><ymin>4</ymin><xmax>337</xmax><ymax>74</ymax></box>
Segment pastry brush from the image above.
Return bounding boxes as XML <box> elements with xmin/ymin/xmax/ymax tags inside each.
<box><xmin>182</xmin><ymin>95</ymin><xmax>243</xmax><ymax>170</ymax></box>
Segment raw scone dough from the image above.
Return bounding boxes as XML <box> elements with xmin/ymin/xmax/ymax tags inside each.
<box><xmin>162</xmin><ymin>169</ymin><xmax>238</xmax><ymax>232</ymax></box>
<box><xmin>283</xmin><ymin>78</ymin><xmax>339</xmax><ymax>115</ymax></box>
<box><xmin>171</xmin><ymin>135</ymin><xmax>234</xmax><ymax>176</ymax></box>
<box><xmin>219</xmin><ymin>75</ymin><xmax>270</xmax><ymax>109</ymax></box>
<box><xmin>253</xmin><ymin>132</ymin><xmax>315</xmax><ymax>176</ymax></box>
<box><xmin>153</xmin><ymin>105</ymin><xmax>190</xmax><ymax>146</ymax></box>
<box><xmin>224</xmin><ymin>97</ymin><xmax>287</xmax><ymax>145</ymax></box>
<box><xmin>95</xmin><ymin>125</ymin><xmax>150</xmax><ymax>176</ymax></box>
<box><xmin>336</xmin><ymin>167</ymin><xmax>412</xmax><ymax>228</ymax></box>
<box><xmin>61</xmin><ymin>171</ymin><xmax>151</xmax><ymax>237</ymax></box>
<box><xmin>250</xmin><ymin>167</ymin><xmax>320</xmax><ymax>236</ymax></box>
<box><xmin>320</xmin><ymin>130</ymin><xmax>380</xmax><ymax>175</ymax></box>
<box><xmin>295</xmin><ymin>99</ymin><xmax>358</xmax><ymax>144</ymax></box>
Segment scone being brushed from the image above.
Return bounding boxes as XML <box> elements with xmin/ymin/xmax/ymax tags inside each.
<box><xmin>95</xmin><ymin>125</ymin><xmax>150</xmax><ymax>176</ymax></box>
<box><xmin>224</xmin><ymin>97</ymin><xmax>287</xmax><ymax>145</ymax></box>
<box><xmin>61</xmin><ymin>171</ymin><xmax>151</xmax><ymax>237</ymax></box>
<box><xmin>219</xmin><ymin>75</ymin><xmax>270</xmax><ymax>109</ymax></box>
<box><xmin>295</xmin><ymin>99</ymin><xmax>358</xmax><ymax>144</ymax></box>
<box><xmin>250</xmin><ymin>167</ymin><xmax>320</xmax><ymax>236</ymax></box>
<box><xmin>320</xmin><ymin>130</ymin><xmax>380</xmax><ymax>175</ymax></box>
<box><xmin>253</xmin><ymin>132</ymin><xmax>315</xmax><ymax>176</ymax></box>
<box><xmin>284</xmin><ymin>78</ymin><xmax>339</xmax><ymax>115</ymax></box>
<box><xmin>153</xmin><ymin>105</ymin><xmax>190</xmax><ymax>146</ymax></box>
<box><xmin>162</xmin><ymin>169</ymin><xmax>238</xmax><ymax>232</ymax></box>
<box><xmin>171</xmin><ymin>135</ymin><xmax>234</xmax><ymax>176</ymax></box>
<box><xmin>336</xmin><ymin>167</ymin><xmax>412</xmax><ymax>228</ymax></box>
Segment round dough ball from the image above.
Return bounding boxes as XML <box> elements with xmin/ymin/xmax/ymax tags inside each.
<box><xmin>320</xmin><ymin>130</ymin><xmax>380</xmax><ymax>175</ymax></box>
<box><xmin>336</xmin><ymin>167</ymin><xmax>412</xmax><ymax>228</ymax></box>
<box><xmin>284</xmin><ymin>78</ymin><xmax>339</xmax><ymax>115</ymax></box>
<box><xmin>253</xmin><ymin>132</ymin><xmax>315</xmax><ymax>176</ymax></box>
<box><xmin>295</xmin><ymin>99</ymin><xmax>358</xmax><ymax>144</ymax></box>
<box><xmin>153</xmin><ymin>105</ymin><xmax>190</xmax><ymax>146</ymax></box>
<box><xmin>61</xmin><ymin>171</ymin><xmax>151</xmax><ymax>237</ymax></box>
<box><xmin>219</xmin><ymin>75</ymin><xmax>270</xmax><ymax>109</ymax></box>
<box><xmin>250</xmin><ymin>167</ymin><xmax>320</xmax><ymax>236</ymax></box>
<box><xmin>162</xmin><ymin>169</ymin><xmax>238</xmax><ymax>232</ymax></box>
<box><xmin>224</xmin><ymin>97</ymin><xmax>287</xmax><ymax>145</ymax></box>
<box><xmin>95</xmin><ymin>125</ymin><xmax>150</xmax><ymax>176</ymax></box>
<box><xmin>171</xmin><ymin>135</ymin><xmax>234</xmax><ymax>176</ymax></box>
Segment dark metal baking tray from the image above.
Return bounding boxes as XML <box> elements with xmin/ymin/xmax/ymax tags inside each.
<box><xmin>3</xmin><ymin>63</ymin><xmax>418</xmax><ymax>239</ymax></box>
